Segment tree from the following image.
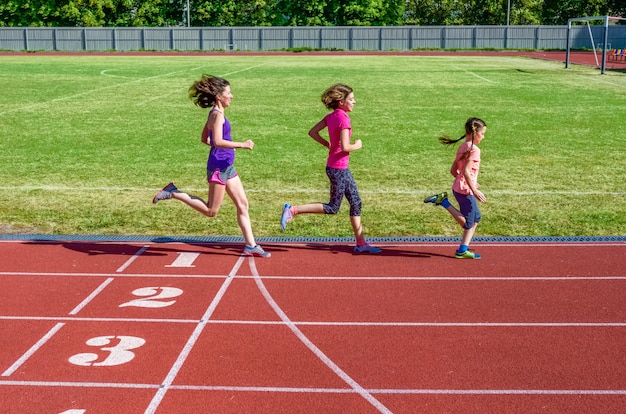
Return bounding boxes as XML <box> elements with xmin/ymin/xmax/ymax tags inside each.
<box><xmin>541</xmin><ymin>0</ymin><xmax>609</xmax><ymax>25</ymax></box>
<box><xmin>0</xmin><ymin>0</ymin><xmax>61</xmax><ymax>27</ymax></box>
<box><xmin>273</xmin><ymin>0</ymin><xmax>330</xmax><ymax>25</ymax></box>
<box><xmin>403</xmin><ymin>0</ymin><xmax>455</xmax><ymax>25</ymax></box>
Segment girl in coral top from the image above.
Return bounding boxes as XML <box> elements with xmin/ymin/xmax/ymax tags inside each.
<box><xmin>424</xmin><ymin>117</ymin><xmax>487</xmax><ymax>259</ymax></box>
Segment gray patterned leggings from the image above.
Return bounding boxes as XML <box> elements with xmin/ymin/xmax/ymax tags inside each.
<box><xmin>323</xmin><ymin>167</ymin><xmax>362</xmax><ymax>216</ymax></box>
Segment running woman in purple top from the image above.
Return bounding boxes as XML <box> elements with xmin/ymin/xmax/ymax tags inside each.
<box><xmin>280</xmin><ymin>83</ymin><xmax>381</xmax><ymax>254</ymax></box>
<box><xmin>153</xmin><ymin>74</ymin><xmax>270</xmax><ymax>258</ymax></box>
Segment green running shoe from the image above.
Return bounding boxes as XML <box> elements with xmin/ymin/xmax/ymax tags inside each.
<box><xmin>424</xmin><ymin>192</ymin><xmax>447</xmax><ymax>206</ymax></box>
<box><xmin>455</xmin><ymin>250</ymin><xmax>481</xmax><ymax>259</ymax></box>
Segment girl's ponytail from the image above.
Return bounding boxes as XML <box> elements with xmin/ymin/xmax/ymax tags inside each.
<box><xmin>439</xmin><ymin>117</ymin><xmax>486</xmax><ymax>160</ymax></box>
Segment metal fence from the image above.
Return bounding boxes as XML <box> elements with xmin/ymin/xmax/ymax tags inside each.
<box><xmin>1</xmin><ymin>25</ymin><xmax>625</xmax><ymax>52</ymax></box>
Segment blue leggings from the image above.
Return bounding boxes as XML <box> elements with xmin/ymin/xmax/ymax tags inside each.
<box><xmin>323</xmin><ymin>167</ymin><xmax>362</xmax><ymax>216</ymax></box>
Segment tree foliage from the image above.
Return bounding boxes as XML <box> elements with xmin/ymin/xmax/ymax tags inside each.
<box><xmin>0</xmin><ymin>0</ymin><xmax>624</xmax><ymax>27</ymax></box>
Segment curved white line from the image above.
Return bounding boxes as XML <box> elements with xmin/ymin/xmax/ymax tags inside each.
<box><xmin>248</xmin><ymin>257</ymin><xmax>392</xmax><ymax>413</ymax></box>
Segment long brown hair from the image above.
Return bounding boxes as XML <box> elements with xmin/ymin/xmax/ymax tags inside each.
<box><xmin>189</xmin><ymin>74</ymin><xmax>230</xmax><ymax>108</ymax></box>
<box><xmin>438</xmin><ymin>117</ymin><xmax>486</xmax><ymax>160</ymax></box>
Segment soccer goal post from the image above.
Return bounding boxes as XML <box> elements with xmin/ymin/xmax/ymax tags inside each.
<box><xmin>566</xmin><ymin>15</ymin><xmax>626</xmax><ymax>74</ymax></box>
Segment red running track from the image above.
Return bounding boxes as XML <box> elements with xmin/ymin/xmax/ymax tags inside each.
<box><xmin>0</xmin><ymin>239</ymin><xmax>625</xmax><ymax>413</ymax></box>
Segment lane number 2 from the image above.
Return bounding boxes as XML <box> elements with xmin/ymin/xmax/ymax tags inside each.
<box><xmin>119</xmin><ymin>287</ymin><xmax>183</xmax><ymax>309</ymax></box>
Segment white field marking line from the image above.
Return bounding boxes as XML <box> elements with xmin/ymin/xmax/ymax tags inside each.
<box><xmin>1</xmin><ymin>323</ymin><xmax>65</xmax><ymax>377</ymax></box>
<box><xmin>1</xmin><ymin>316</ymin><xmax>625</xmax><ymax>328</ymax></box>
<box><xmin>68</xmin><ymin>277</ymin><xmax>114</xmax><ymax>315</ymax></box>
<box><xmin>0</xmin><ymin>66</ymin><xmax>204</xmax><ymax>117</ymax></box>
<box><xmin>144</xmin><ymin>255</ymin><xmax>245</xmax><ymax>414</ymax></box>
<box><xmin>7</xmin><ymin>185</ymin><xmax>626</xmax><ymax>196</ymax></box>
<box><xmin>578</xmin><ymin>73</ymin><xmax>624</xmax><ymax>87</ymax></box>
<box><xmin>452</xmin><ymin>65</ymin><xmax>494</xmax><ymax>83</ymax></box>
<box><xmin>249</xmin><ymin>258</ymin><xmax>393</xmax><ymax>414</ymax></box>
<box><xmin>219</xmin><ymin>63</ymin><xmax>268</xmax><ymax>77</ymax></box>
<box><xmin>1</xmin><ymin>380</ymin><xmax>624</xmax><ymax>396</ymax></box>
<box><xmin>100</xmin><ymin>70</ymin><xmax>129</xmax><ymax>78</ymax></box>
<box><xmin>116</xmin><ymin>245</ymin><xmax>149</xmax><ymax>273</ymax></box>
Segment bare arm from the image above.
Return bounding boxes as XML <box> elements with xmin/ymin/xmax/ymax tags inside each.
<box><xmin>463</xmin><ymin>159</ymin><xmax>486</xmax><ymax>202</ymax></box>
<box><xmin>450</xmin><ymin>160</ymin><xmax>459</xmax><ymax>178</ymax></box>
<box><xmin>339</xmin><ymin>129</ymin><xmax>362</xmax><ymax>152</ymax></box>
<box><xmin>308</xmin><ymin>119</ymin><xmax>330</xmax><ymax>148</ymax></box>
<box><xmin>203</xmin><ymin>111</ymin><xmax>254</xmax><ymax>150</ymax></box>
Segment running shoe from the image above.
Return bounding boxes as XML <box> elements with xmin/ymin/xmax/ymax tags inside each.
<box><xmin>152</xmin><ymin>182</ymin><xmax>178</xmax><ymax>204</ymax></box>
<box><xmin>243</xmin><ymin>244</ymin><xmax>271</xmax><ymax>258</ymax></box>
<box><xmin>455</xmin><ymin>250</ymin><xmax>481</xmax><ymax>259</ymax></box>
<box><xmin>423</xmin><ymin>191</ymin><xmax>447</xmax><ymax>206</ymax></box>
<box><xmin>354</xmin><ymin>243</ymin><xmax>382</xmax><ymax>254</ymax></box>
<box><xmin>280</xmin><ymin>203</ymin><xmax>292</xmax><ymax>231</ymax></box>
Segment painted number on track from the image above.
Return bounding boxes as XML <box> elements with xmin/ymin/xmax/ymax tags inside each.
<box><xmin>68</xmin><ymin>336</ymin><xmax>145</xmax><ymax>367</ymax></box>
<box><xmin>119</xmin><ymin>287</ymin><xmax>183</xmax><ymax>308</ymax></box>
<box><xmin>166</xmin><ymin>252</ymin><xmax>200</xmax><ymax>267</ymax></box>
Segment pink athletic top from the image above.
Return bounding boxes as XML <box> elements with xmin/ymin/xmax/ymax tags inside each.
<box><xmin>452</xmin><ymin>141</ymin><xmax>481</xmax><ymax>195</ymax></box>
<box><xmin>325</xmin><ymin>108</ymin><xmax>351</xmax><ymax>169</ymax></box>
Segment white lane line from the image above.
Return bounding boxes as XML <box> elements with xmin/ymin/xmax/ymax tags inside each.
<box><xmin>249</xmin><ymin>257</ymin><xmax>393</xmax><ymax>414</ymax></box>
<box><xmin>2</xmin><ymin>323</ymin><xmax>65</xmax><ymax>377</ymax></box>
<box><xmin>0</xmin><ymin>272</ymin><xmax>624</xmax><ymax>280</ymax></box>
<box><xmin>1</xmin><ymin>316</ymin><xmax>625</xmax><ymax>328</ymax></box>
<box><xmin>144</xmin><ymin>255</ymin><xmax>246</xmax><ymax>414</ymax></box>
<box><xmin>1</xmin><ymin>380</ymin><xmax>624</xmax><ymax>395</ymax></box>
<box><xmin>68</xmin><ymin>277</ymin><xmax>114</xmax><ymax>315</ymax></box>
<box><xmin>116</xmin><ymin>245</ymin><xmax>149</xmax><ymax>273</ymax></box>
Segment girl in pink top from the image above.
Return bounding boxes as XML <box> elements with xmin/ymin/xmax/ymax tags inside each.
<box><xmin>280</xmin><ymin>83</ymin><xmax>380</xmax><ymax>254</ymax></box>
<box><xmin>424</xmin><ymin>118</ymin><xmax>487</xmax><ymax>259</ymax></box>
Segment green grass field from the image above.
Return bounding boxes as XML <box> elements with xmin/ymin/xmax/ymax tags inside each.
<box><xmin>1</xmin><ymin>53</ymin><xmax>625</xmax><ymax>238</ymax></box>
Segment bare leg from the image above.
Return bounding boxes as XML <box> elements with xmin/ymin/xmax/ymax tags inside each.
<box><xmin>461</xmin><ymin>222</ymin><xmax>478</xmax><ymax>247</ymax></box>
<box><xmin>225</xmin><ymin>176</ymin><xmax>256</xmax><ymax>247</ymax></box>
<box><xmin>350</xmin><ymin>215</ymin><xmax>363</xmax><ymax>241</ymax></box>
<box><xmin>294</xmin><ymin>203</ymin><xmax>325</xmax><ymax>214</ymax></box>
<box><xmin>444</xmin><ymin>204</ymin><xmax>466</xmax><ymax>227</ymax></box>
<box><xmin>171</xmin><ymin>182</ymin><xmax>225</xmax><ymax>217</ymax></box>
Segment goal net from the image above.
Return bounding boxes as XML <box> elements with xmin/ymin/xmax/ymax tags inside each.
<box><xmin>566</xmin><ymin>15</ymin><xmax>626</xmax><ymax>74</ymax></box>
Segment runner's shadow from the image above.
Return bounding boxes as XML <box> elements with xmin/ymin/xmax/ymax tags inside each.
<box><xmin>275</xmin><ymin>243</ymin><xmax>451</xmax><ymax>259</ymax></box>
<box><xmin>22</xmin><ymin>240</ymin><xmax>245</xmax><ymax>257</ymax></box>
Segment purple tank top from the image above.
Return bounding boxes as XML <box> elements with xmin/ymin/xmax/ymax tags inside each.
<box><xmin>207</xmin><ymin>109</ymin><xmax>235</xmax><ymax>170</ymax></box>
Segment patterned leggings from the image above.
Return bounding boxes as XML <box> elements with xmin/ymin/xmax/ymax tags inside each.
<box><xmin>323</xmin><ymin>167</ymin><xmax>362</xmax><ymax>216</ymax></box>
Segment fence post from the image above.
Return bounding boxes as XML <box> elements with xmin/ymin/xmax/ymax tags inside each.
<box><xmin>441</xmin><ymin>27</ymin><xmax>446</xmax><ymax>49</ymax></box>
<box><xmin>318</xmin><ymin>27</ymin><xmax>322</xmax><ymax>49</ymax></box>
<box><xmin>23</xmin><ymin>28</ymin><xmax>29</xmax><ymax>51</ymax></box>
<box><xmin>349</xmin><ymin>27</ymin><xmax>353</xmax><ymax>51</ymax></box>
